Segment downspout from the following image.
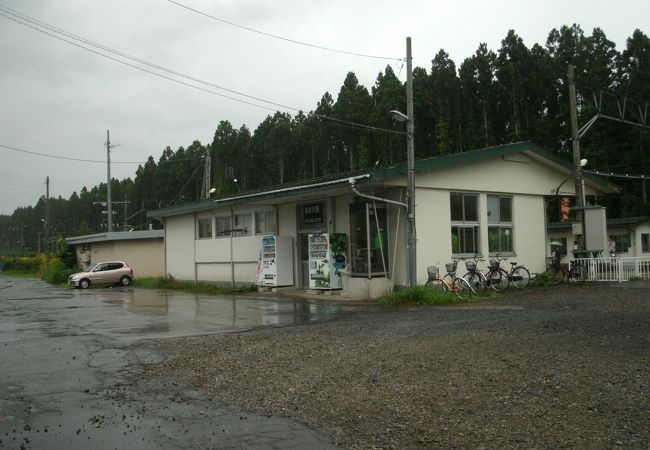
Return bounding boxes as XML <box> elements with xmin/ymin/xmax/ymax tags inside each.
<box><xmin>193</xmin><ymin>213</ymin><xmax>198</xmax><ymax>284</ymax></box>
<box><xmin>348</xmin><ymin>177</ymin><xmax>409</xmax><ymax>283</ymax></box>
<box><xmin>230</xmin><ymin>206</ymin><xmax>235</xmax><ymax>287</ymax></box>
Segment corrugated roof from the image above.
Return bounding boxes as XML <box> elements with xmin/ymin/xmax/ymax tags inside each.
<box><xmin>66</xmin><ymin>230</ymin><xmax>164</xmax><ymax>245</ymax></box>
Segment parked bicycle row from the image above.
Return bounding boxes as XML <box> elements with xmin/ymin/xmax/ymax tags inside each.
<box><xmin>425</xmin><ymin>253</ymin><xmax>586</xmax><ymax>299</ymax></box>
<box><xmin>424</xmin><ymin>254</ymin><xmax>531</xmax><ymax>300</ymax></box>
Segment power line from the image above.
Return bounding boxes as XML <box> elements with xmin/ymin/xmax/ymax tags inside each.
<box><xmin>0</xmin><ymin>143</ymin><xmax>142</xmax><ymax>164</ymax></box>
<box><xmin>166</xmin><ymin>0</ymin><xmax>401</xmax><ymax>62</ymax></box>
<box><xmin>585</xmin><ymin>169</ymin><xmax>650</xmax><ymax>180</ymax></box>
<box><xmin>0</xmin><ymin>6</ymin><xmax>405</xmax><ymax>136</ymax></box>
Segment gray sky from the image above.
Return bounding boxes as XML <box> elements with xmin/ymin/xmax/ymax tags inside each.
<box><xmin>0</xmin><ymin>0</ymin><xmax>647</xmax><ymax>214</ymax></box>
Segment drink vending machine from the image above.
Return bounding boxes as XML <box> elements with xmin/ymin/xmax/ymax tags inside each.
<box><xmin>308</xmin><ymin>232</ymin><xmax>348</xmax><ymax>289</ymax></box>
<box><xmin>256</xmin><ymin>235</ymin><xmax>294</xmax><ymax>287</ymax></box>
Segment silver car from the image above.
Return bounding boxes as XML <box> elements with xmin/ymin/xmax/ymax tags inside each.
<box><xmin>68</xmin><ymin>261</ymin><xmax>134</xmax><ymax>289</ymax></box>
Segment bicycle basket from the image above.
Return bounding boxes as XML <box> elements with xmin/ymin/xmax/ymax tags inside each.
<box><xmin>445</xmin><ymin>262</ymin><xmax>457</xmax><ymax>273</ymax></box>
<box><xmin>427</xmin><ymin>265</ymin><xmax>439</xmax><ymax>279</ymax></box>
<box><xmin>465</xmin><ymin>261</ymin><xmax>476</xmax><ymax>271</ymax></box>
<box><xmin>489</xmin><ymin>259</ymin><xmax>500</xmax><ymax>269</ymax></box>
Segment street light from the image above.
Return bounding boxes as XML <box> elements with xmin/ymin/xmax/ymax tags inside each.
<box><xmin>389</xmin><ymin>37</ymin><xmax>416</xmax><ymax>288</ymax></box>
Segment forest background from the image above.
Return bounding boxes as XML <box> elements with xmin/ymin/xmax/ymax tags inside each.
<box><xmin>1</xmin><ymin>24</ymin><xmax>649</xmax><ymax>253</ymax></box>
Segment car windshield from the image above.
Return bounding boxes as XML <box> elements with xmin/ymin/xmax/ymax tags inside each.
<box><xmin>90</xmin><ymin>264</ymin><xmax>102</xmax><ymax>272</ymax></box>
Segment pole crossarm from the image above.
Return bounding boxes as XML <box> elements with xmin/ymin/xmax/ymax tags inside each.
<box><xmin>578</xmin><ymin>89</ymin><xmax>650</xmax><ymax>138</ymax></box>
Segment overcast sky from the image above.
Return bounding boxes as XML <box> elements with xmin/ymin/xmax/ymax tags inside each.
<box><xmin>0</xmin><ymin>0</ymin><xmax>647</xmax><ymax>215</ymax></box>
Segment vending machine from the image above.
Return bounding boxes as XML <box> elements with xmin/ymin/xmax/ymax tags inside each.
<box><xmin>308</xmin><ymin>232</ymin><xmax>348</xmax><ymax>290</ymax></box>
<box><xmin>257</xmin><ymin>235</ymin><xmax>294</xmax><ymax>287</ymax></box>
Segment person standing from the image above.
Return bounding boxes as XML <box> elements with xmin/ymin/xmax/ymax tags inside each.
<box><xmin>608</xmin><ymin>235</ymin><xmax>617</xmax><ymax>256</ymax></box>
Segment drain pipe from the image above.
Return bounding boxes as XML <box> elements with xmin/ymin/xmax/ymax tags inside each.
<box><xmin>348</xmin><ymin>177</ymin><xmax>407</xmax><ymax>209</ymax></box>
<box><xmin>348</xmin><ymin>177</ymin><xmax>410</xmax><ymax>285</ymax></box>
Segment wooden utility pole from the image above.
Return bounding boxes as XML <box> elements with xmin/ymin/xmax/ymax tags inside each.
<box><xmin>45</xmin><ymin>176</ymin><xmax>49</xmax><ymax>254</ymax></box>
<box><xmin>406</xmin><ymin>37</ymin><xmax>416</xmax><ymax>287</ymax></box>
<box><xmin>106</xmin><ymin>130</ymin><xmax>113</xmax><ymax>232</ymax></box>
<box><xmin>568</xmin><ymin>65</ymin><xmax>586</xmax><ymax>248</ymax></box>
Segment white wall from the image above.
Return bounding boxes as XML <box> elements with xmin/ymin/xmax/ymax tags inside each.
<box><xmin>165</xmin><ymin>215</ymin><xmax>196</xmax><ymax>281</ymax></box>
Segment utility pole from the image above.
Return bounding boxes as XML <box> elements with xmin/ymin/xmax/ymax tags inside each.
<box><xmin>106</xmin><ymin>131</ymin><xmax>113</xmax><ymax>232</ymax></box>
<box><xmin>568</xmin><ymin>65</ymin><xmax>586</xmax><ymax>246</ymax></box>
<box><xmin>45</xmin><ymin>176</ymin><xmax>49</xmax><ymax>254</ymax></box>
<box><xmin>105</xmin><ymin>131</ymin><xmax>120</xmax><ymax>232</ymax></box>
<box><xmin>406</xmin><ymin>37</ymin><xmax>416</xmax><ymax>287</ymax></box>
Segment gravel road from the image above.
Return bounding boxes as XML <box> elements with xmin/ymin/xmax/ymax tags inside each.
<box><xmin>141</xmin><ymin>284</ymin><xmax>649</xmax><ymax>449</ymax></box>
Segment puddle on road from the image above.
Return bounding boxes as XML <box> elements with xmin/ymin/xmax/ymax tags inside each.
<box><xmin>78</xmin><ymin>288</ymin><xmax>361</xmax><ymax>341</ymax></box>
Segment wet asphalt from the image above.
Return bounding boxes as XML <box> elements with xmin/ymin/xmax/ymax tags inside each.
<box><xmin>0</xmin><ymin>276</ymin><xmax>373</xmax><ymax>449</ymax></box>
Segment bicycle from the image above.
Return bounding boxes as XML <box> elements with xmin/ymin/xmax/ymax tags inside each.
<box><xmin>484</xmin><ymin>257</ymin><xmax>509</xmax><ymax>292</ymax></box>
<box><xmin>546</xmin><ymin>253</ymin><xmax>586</xmax><ymax>284</ymax></box>
<box><xmin>424</xmin><ymin>264</ymin><xmax>473</xmax><ymax>300</ymax></box>
<box><xmin>461</xmin><ymin>255</ymin><xmax>489</xmax><ymax>294</ymax></box>
<box><xmin>495</xmin><ymin>254</ymin><xmax>531</xmax><ymax>288</ymax></box>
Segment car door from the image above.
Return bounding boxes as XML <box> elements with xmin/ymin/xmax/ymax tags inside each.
<box><xmin>105</xmin><ymin>263</ymin><xmax>124</xmax><ymax>284</ymax></box>
<box><xmin>90</xmin><ymin>263</ymin><xmax>109</xmax><ymax>284</ymax></box>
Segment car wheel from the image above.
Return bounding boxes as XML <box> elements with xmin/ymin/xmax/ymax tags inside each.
<box><xmin>120</xmin><ymin>276</ymin><xmax>131</xmax><ymax>286</ymax></box>
<box><xmin>79</xmin><ymin>279</ymin><xmax>90</xmax><ymax>289</ymax></box>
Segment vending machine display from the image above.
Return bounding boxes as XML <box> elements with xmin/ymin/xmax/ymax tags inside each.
<box><xmin>257</xmin><ymin>235</ymin><xmax>294</xmax><ymax>287</ymax></box>
<box><xmin>308</xmin><ymin>232</ymin><xmax>348</xmax><ymax>289</ymax></box>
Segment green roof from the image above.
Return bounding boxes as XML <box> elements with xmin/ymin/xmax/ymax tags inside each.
<box><xmin>149</xmin><ymin>141</ymin><xmax>619</xmax><ymax>219</ymax></box>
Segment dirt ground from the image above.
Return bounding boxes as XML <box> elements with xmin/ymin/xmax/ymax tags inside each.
<box><xmin>141</xmin><ymin>284</ymin><xmax>649</xmax><ymax>449</ymax></box>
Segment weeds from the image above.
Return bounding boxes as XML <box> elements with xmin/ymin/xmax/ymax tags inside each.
<box><xmin>134</xmin><ymin>277</ymin><xmax>257</xmax><ymax>295</ymax></box>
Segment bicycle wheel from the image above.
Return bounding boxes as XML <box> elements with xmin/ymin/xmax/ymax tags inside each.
<box><xmin>568</xmin><ymin>265</ymin><xmax>586</xmax><ymax>284</ymax></box>
<box><xmin>464</xmin><ymin>271</ymin><xmax>486</xmax><ymax>294</ymax></box>
<box><xmin>424</xmin><ymin>278</ymin><xmax>447</xmax><ymax>293</ymax></box>
<box><xmin>547</xmin><ymin>265</ymin><xmax>565</xmax><ymax>285</ymax></box>
<box><xmin>452</xmin><ymin>277</ymin><xmax>473</xmax><ymax>301</ymax></box>
<box><xmin>511</xmin><ymin>266</ymin><xmax>531</xmax><ymax>288</ymax></box>
<box><xmin>488</xmin><ymin>269</ymin><xmax>508</xmax><ymax>292</ymax></box>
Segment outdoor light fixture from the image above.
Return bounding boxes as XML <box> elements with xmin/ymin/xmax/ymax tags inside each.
<box><xmin>389</xmin><ymin>110</ymin><xmax>409</xmax><ymax>122</ymax></box>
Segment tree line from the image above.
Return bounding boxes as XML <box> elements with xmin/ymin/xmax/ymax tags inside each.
<box><xmin>1</xmin><ymin>24</ymin><xmax>649</xmax><ymax>253</ymax></box>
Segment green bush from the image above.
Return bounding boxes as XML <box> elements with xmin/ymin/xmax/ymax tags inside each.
<box><xmin>530</xmin><ymin>271</ymin><xmax>560</xmax><ymax>287</ymax></box>
<box><xmin>41</xmin><ymin>257</ymin><xmax>76</xmax><ymax>285</ymax></box>
<box><xmin>0</xmin><ymin>254</ymin><xmax>42</xmax><ymax>273</ymax></box>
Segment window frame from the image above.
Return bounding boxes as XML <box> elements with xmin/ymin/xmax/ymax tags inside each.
<box><xmin>487</xmin><ymin>194</ymin><xmax>514</xmax><ymax>254</ymax></box>
<box><xmin>234</xmin><ymin>213</ymin><xmax>252</xmax><ymax>237</ymax></box>
<box><xmin>255</xmin><ymin>210</ymin><xmax>276</xmax><ymax>235</ymax></box>
<box><xmin>450</xmin><ymin>192</ymin><xmax>480</xmax><ymax>256</ymax></box>
<box><xmin>197</xmin><ymin>217</ymin><xmax>213</xmax><ymax>239</ymax></box>
<box><xmin>215</xmin><ymin>216</ymin><xmax>231</xmax><ymax>238</ymax></box>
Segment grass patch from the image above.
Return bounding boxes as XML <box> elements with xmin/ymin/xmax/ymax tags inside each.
<box><xmin>134</xmin><ymin>277</ymin><xmax>257</xmax><ymax>295</ymax></box>
<box><xmin>0</xmin><ymin>270</ymin><xmax>41</xmax><ymax>279</ymax></box>
<box><xmin>381</xmin><ymin>285</ymin><xmax>461</xmax><ymax>305</ymax></box>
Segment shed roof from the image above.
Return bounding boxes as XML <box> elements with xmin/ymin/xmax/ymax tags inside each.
<box><xmin>66</xmin><ymin>230</ymin><xmax>164</xmax><ymax>245</ymax></box>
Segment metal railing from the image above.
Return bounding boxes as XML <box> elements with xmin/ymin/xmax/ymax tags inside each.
<box><xmin>573</xmin><ymin>256</ymin><xmax>650</xmax><ymax>282</ymax></box>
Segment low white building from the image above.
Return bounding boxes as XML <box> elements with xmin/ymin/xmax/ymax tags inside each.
<box><xmin>148</xmin><ymin>142</ymin><xmax>617</xmax><ymax>298</ymax></box>
<box><xmin>65</xmin><ymin>230</ymin><xmax>165</xmax><ymax>278</ymax></box>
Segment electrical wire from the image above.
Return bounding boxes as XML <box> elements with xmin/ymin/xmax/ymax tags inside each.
<box><xmin>166</xmin><ymin>0</ymin><xmax>402</xmax><ymax>62</ymax></box>
<box><xmin>0</xmin><ymin>5</ymin><xmax>405</xmax><ymax>136</ymax></box>
<box><xmin>0</xmin><ymin>143</ymin><xmax>142</xmax><ymax>164</ymax></box>
<box><xmin>585</xmin><ymin>169</ymin><xmax>650</xmax><ymax>180</ymax></box>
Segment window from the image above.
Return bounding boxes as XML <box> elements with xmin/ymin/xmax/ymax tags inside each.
<box><xmin>216</xmin><ymin>216</ymin><xmax>230</xmax><ymax>237</ymax></box>
<box><xmin>450</xmin><ymin>193</ymin><xmax>479</xmax><ymax>255</ymax></box>
<box><xmin>642</xmin><ymin>233</ymin><xmax>650</xmax><ymax>253</ymax></box>
<box><xmin>198</xmin><ymin>217</ymin><xmax>212</xmax><ymax>239</ymax></box>
<box><xmin>487</xmin><ymin>195</ymin><xmax>513</xmax><ymax>253</ymax></box>
<box><xmin>234</xmin><ymin>213</ymin><xmax>252</xmax><ymax>237</ymax></box>
<box><xmin>255</xmin><ymin>210</ymin><xmax>276</xmax><ymax>235</ymax></box>
<box><xmin>349</xmin><ymin>203</ymin><xmax>388</xmax><ymax>275</ymax></box>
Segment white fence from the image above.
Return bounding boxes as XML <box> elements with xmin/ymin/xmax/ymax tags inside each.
<box><xmin>573</xmin><ymin>256</ymin><xmax>650</xmax><ymax>282</ymax></box>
